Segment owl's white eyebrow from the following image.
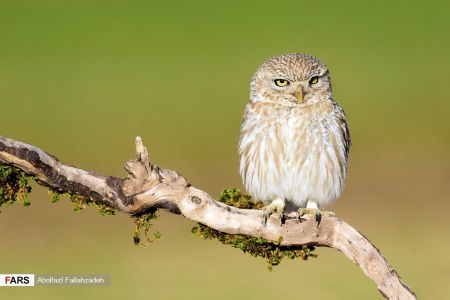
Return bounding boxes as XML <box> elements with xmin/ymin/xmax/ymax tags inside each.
<box><xmin>318</xmin><ymin>70</ymin><xmax>329</xmax><ymax>77</ymax></box>
<box><xmin>305</xmin><ymin>72</ymin><xmax>326</xmax><ymax>81</ymax></box>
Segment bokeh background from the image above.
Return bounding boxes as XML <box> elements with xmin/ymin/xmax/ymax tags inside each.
<box><xmin>1</xmin><ymin>0</ymin><xmax>449</xmax><ymax>299</ymax></box>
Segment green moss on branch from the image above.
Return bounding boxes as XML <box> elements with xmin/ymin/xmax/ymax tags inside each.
<box><xmin>0</xmin><ymin>164</ymin><xmax>34</xmax><ymax>210</ymax></box>
<box><xmin>192</xmin><ymin>188</ymin><xmax>318</xmax><ymax>270</ymax></box>
<box><xmin>132</xmin><ymin>211</ymin><xmax>160</xmax><ymax>246</ymax></box>
<box><xmin>65</xmin><ymin>192</ymin><xmax>115</xmax><ymax>216</ymax></box>
<box><xmin>218</xmin><ymin>187</ymin><xmax>264</xmax><ymax>209</ymax></box>
<box><xmin>46</xmin><ymin>188</ymin><xmax>116</xmax><ymax>216</ymax></box>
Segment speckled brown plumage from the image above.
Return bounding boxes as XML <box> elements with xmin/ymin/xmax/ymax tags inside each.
<box><xmin>239</xmin><ymin>53</ymin><xmax>351</xmax><ymax>216</ymax></box>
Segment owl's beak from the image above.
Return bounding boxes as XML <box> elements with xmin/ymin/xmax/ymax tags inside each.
<box><xmin>293</xmin><ymin>89</ymin><xmax>304</xmax><ymax>103</ymax></box>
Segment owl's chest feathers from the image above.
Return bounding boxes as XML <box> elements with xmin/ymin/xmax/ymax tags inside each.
<box><xmin>246</xmin><ymin>101</ymin><xmax>339</xmax><ymax>156</ymax></box>
<box><xmin>240</xmin><ymin>101</ymin><xmax>347</xmax><ymax>206</ymax></box>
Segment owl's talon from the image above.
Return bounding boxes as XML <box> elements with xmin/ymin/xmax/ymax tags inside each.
<box><xmin>315</xmin><ymin>211</ymin><xmax>321</xmax><ymax>225</ymax></box>
<box><xmin>297</xmin><ymin>208</ymin><xmax>335</xmax><ymax>226</ymax></box>
<box><xmin>262</xmin><ymin>199</ymin><xmax>285</xmax><ymax>226</ymax></box>
<box><xmin>262</xmin><ymin>210</ymin><xmax>284</xmax><ymax>226</ymax></box>
<box><xmin>262</xmin><ymin>211</ymin><xmax>270</xmax><ymax>225</ymax></box>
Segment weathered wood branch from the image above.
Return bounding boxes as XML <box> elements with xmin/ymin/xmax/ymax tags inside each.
<box><xmin>0</xmin><ymin>135</ymin><xmax>416</xmax><ymax>299</ymax></box>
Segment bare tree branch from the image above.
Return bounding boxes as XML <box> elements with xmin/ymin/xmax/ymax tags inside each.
<box><xmin>0</xmin><ymin>135</ymin><xmax>417</xmax><ymax>300</ymax></box>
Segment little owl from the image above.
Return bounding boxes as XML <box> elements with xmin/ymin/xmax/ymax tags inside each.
<box><xmin>239</xmin><ymin>53</ymin><xmax>351</xmax><ymax>223</ymax></box>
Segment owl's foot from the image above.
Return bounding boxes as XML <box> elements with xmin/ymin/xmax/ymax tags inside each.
<box><xmin>297</xmin><ymin>208</ymin><xmax>335</xmax><ymax>226</ymax></box>
<box><xmin>262</xmin><ymin>198</ymin><xmax>285</xmax><ymax>226</ymax></box>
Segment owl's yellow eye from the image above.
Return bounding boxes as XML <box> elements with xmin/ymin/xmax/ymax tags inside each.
<box><xmin>274</xmin><ymin>79</ymin><xmax>290</xmax><ymax>87</ymax></box>
<box><xmin>309</xmin><ymin>76</ymin><xmax>319</xmax><ymax>85</ymax></box>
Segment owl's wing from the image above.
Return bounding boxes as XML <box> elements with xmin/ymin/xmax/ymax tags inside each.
<box><xmin>334</xmin><ymin>102</ymin><xmax>351</xmax><ymax>160</ymax></box>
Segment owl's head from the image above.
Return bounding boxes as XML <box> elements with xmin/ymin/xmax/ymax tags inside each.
<box><xmin>250</xmin><ymin>53</ymin><xmax>331</xmax><ymax>105</ymax></box>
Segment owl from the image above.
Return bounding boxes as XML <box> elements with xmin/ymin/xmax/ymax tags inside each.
<box><xmin>239</xmin><ymin>53</ymin><xmax>350</xmax><ymax>223</ymax></box>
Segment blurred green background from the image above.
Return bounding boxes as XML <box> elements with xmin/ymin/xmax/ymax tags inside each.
<box><xmin>0</xmin><ymin>0</ymin><xmax>449</xmax><ymax>299</ymax></box>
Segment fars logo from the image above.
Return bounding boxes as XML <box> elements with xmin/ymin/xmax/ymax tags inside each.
<box><xmin>0</xmin><ymin>274</ymin><xmax>35</xmax><ymax>287</ymax></box>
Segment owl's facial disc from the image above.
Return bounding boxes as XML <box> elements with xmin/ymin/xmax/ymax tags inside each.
<box><xmin>250</xmin><ymin>53</ymin><xmax>331</xmax><ymax>104</ymax></box>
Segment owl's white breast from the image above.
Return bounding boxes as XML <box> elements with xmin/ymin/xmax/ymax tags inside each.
<box><xmin>239</xmin><ymin>100</ymin><xmax>348</xmax><ymax>209</ymax></box>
